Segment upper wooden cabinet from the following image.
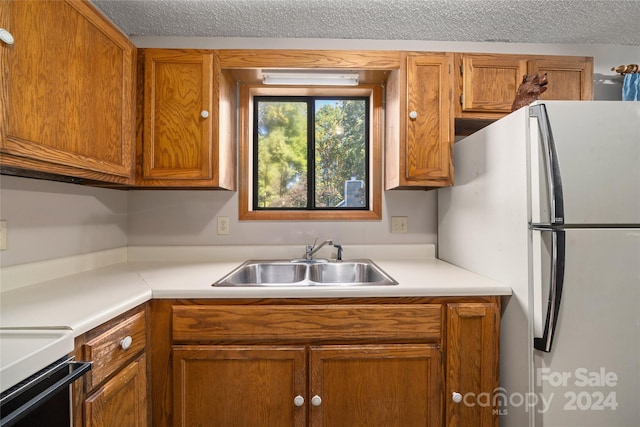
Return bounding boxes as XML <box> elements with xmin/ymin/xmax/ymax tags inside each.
<box><xmin>457</xmin><ymin>54</ymin><xmax>528</xmax><ymax>116</ymax></box>
<box><xmin>455</xmin><ymin>53</ymin><xmax>593</xmax><ymax>120</ymax></box>
<box><xmin>386</xmin><ymin>52</ymin><xmax>455</xmax><ymax>190</ymax></box>
<box><xmin>136</xmin><ymin>49</ymin><xmax>236</xmax><ymax>189</ymax></box>
<box><xmin>527</xmin><ymin>56</ymin><xmax>594</xmax><ymax>102</ymax></box>
<box><xmin>0</xmin><ymin>0</ymin><xmax>135</xmax><ymax>185</ymax></box>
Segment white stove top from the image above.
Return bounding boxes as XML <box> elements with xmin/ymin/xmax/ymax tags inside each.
<box><xmin>0</xmin><ymin>328</ymin><xmax>74</xmax><ymax>393</ymax></box>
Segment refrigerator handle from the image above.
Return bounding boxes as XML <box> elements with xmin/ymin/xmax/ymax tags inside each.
<box><xmin>534</xmin><ymin>229</ymin><xmax>566</xmax><ymax>352</ymax></box>
<box><xmin>529</xmin><ymin>104</ymin><xmax>565</xmax><ymax>225</ymax></box>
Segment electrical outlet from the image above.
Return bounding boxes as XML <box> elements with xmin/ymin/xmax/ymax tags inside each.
<box><xmin>0</xmin><ymin>220</ymin><xmax>7</xmax><ymax>250</ymax></box>
<box><xmin>391</xmin><ymin>216</ymin><xmax>408</xmax><ymax>233</ymax></box>
<box><xmin>217</xmin><ymin>216</ymin><xmax>230</xmax><ymax>235</ymax></box>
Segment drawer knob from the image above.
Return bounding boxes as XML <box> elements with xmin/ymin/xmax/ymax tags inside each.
<box><xmin>452</xmin><ymin>391</ymin><xmax>463</xmax><ymax>403</ymax></box>
<box><xmin>120</xmin><ymin>335</ymin><xmax>133</xmax><ymax>350</ymax></box>
<box><xmin>311</xmin><ymin>395</ymin><xmax>322</xmax><ymax>407</ymax></box>
<box><xmin>409</xmin><ymin>110</ymin><xmax>418</xmax><ymax>120</ymax></box>
<box><xmin>0</xmin><ymin>29</ymin><xmax>14</xmax><ymax>45</ymax></box>
<box><xmin>200</xmin><ymin>110</ymin><xmax>209</xmax><ymax>119</ymax></box>
<box><xmin>293</xmin><ymin>395</ymin><xmax>304</xmax><ymax>407</ymax></box>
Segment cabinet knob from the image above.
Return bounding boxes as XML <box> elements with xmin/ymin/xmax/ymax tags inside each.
<box><xmin>452</xmin><ymin>392</ymin><xmax>463</xmax><ymax>403</ymax></box>
<box><xmin>311</xmin><ymin>395</ymin><xmax>322</xmax><ymax>407</ymax></box>
<box><xmin>293</xmin><ymin>395</ymin><xmax>305</xmax><ymax>407</ymax></box>
<box><xmin>409</xmin><ymin>110</ymin><xmax>418</xmax><ymax>120</ymax></box>
<box><xmin>120</xmin><ymin>335</ymin><xmax>133</xmax><ymax>350</ymax></box>
<box><xmin>0</xmin><ymin>29</ymin><xmax>14</xmax><ymax>45</ymax></box>
<box><xmin>200</xmin><ymin>110</ymin><xmax>209</xmax><ymax>119</ymax></box>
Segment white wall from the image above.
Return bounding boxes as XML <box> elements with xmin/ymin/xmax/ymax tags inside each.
<box><xmin>0</xmin><ymin>176</ymin><xmax>128</xmax><ymax>266</ymax></box>
<box><xmin>127</xmin><ymin>188</ymin><xmax>436</xmax><ymax>247</ymax></box>
<box><xmin>1</xmin><ymin>38</ymin><xmax>637</xmax><ymax>266</ymax></box>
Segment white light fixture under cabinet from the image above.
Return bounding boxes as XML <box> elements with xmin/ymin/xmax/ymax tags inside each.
<box><xmin>262</xmin><ymin>70</ymin><xmax>359</xmax><ymax>86</ymax></box>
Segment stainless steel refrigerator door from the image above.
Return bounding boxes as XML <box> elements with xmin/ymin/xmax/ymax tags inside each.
<box><xmin>529</xmin><ymin>101</ymin><xmax>640</xmax><ymax>226</ymax></box>
<box><xmin>532</xmin><ymin>228</ymin><xmax>640</xmax><ymax>427</ymax></box>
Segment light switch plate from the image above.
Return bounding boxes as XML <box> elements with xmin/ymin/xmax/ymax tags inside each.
<box><xmin>391</xmin><ymin>216</ymin><xmax>408</xmax><ymax>233</ymax></box>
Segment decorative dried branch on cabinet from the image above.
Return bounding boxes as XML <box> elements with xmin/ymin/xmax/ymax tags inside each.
<box><xmin>611</xmin><ymin>64</ymin><xmax>639</xmax><ymax>75</ymax></box>
<box><xmin>511</xmin><ymin>72</ymin><xmax>549</xmax><ymax>112</ymax></box>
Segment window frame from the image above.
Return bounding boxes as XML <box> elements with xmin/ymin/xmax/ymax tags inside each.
<box><xmin>252</xmin><ymin>95</ymin><xmax>370</xmax><ymax>211</ymax></box>
<box><xmin>239</xmin><ymin>84</ymin><xmax>383</xmax><ymax>221</ymax></box>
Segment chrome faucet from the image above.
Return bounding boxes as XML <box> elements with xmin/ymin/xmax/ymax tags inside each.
<box><xmin>304</xmin><ymin>239</ymin><xmax>333</xmax><ymax>261</ymax></box>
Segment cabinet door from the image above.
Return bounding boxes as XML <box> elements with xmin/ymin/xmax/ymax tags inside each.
<box><xmin>406</xmin><ymin>53</ymin><xmax>454</xmax><ymax>185</ymax></box>
<box><xmin>460</xmin><ymin>54</ymin><xmax>527</xmax><ymax>115</ymax></box>
<box><xmin>1</xmin><ymin>0</ymin><xmax>134</xmax><ymax>183</ymax></box>
<box><xmin>173</xmin><ymin>345</ymin><xmax>306</xmax><ymax>427</ymax></box>
<box><xmin>309</xmin><ymin>344</ymin><xmax>442</xmax><ymax>427</ymax></box>
<box><xmin>446</xmin><ymin>303</ymin><xmax>500</xmax><ymax>427</ymax></box>
<box><xmin>142</xmin><ymin>49</ymin><xmax>215</xmax><ymax>182</ymax></box>
<box><xmin>84</xmin><ymin>354</ymin><xmax>148</xmax><ymax>427</ymax></box>
<box><xmin>528</xmin><ymin>57</ymin><xmax>593</xmax><ymax>101</ymax></box>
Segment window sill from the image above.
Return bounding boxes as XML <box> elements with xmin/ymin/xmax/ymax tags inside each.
<box><xmin>238</xmin><ymin>209</ymin><xmax>382</xmax><ymax>221</ymax></box>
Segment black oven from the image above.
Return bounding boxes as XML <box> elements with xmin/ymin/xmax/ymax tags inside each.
<box><xmin>0</xmin><ymin>357</ymin><xmax>91</xmax><ymax>427</ymax></box>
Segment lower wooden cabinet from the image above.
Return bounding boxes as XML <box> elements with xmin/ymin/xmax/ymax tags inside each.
<box><xmin>84</xmin><ymin>355</ymin><xmax>147</xmax><ymax>427</ymax></box>
<box><xmin>152</xmin><ymin>298</ymin><xmax>500</xmax><ymax>427</ymax></box>
<box><xmin>446</xmin><ymin>303</ymin><xmax>500</xmax><ymax>427</ymax></box>
<box><xmin>310</xmin><ymin>345</ymin><xmax>442</xmax><ymax>427</ymax></box>
<box><xmin>74</xmin><ymin>304</ymin><xmax>149</xmax><ymax>427</ymax></box>
<box><xmin>173</xmin><ymin>344</ymin><xmax>441</xmax><ymax>427</ymax></box>
<box><xmin>173</xmin><ymin>346</ymin><xmax>307</xmax><ymax>427</ymax></box>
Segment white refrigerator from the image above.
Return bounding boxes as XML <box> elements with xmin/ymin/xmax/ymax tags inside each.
<box><xmin>438</xmin><ymin>101</ymin><xmax>640</xmax><ymax>427</ymax></box>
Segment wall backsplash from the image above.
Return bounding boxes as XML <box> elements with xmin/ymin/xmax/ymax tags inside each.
<box><xmin>126</xmin><ymin>189</ymin><xmax>436</xmax><ymax>248</ymax></box>
<box><xmin>0</xmin><ymin>176</ymin><xmax>128</xmax><ymax>267</ymax></box>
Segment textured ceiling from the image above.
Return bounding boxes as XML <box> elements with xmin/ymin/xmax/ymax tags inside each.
<box><xmin>91</xmin><ymin>0</ymin><xmax>640</xmax><ymax>46</ymax></box>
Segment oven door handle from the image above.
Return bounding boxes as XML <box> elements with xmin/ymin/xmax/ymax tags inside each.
<box><xmin>0</xmin><ymin>361</ymin><xmax>92</xmax><ymax>427</ymax></box>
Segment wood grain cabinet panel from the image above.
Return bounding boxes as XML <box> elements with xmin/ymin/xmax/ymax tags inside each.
<box><xmin>310</xmin><ymin>344</ymin><xmax>442</xmax><ymax>427</ymax></box>
<box><xmin>386</xmin><ymin>52</ymin><xmax>454</xmax><ymax>189</ymax></box>
<box><xmin>172</xmin><ymin>304</ymin><xmax>442</xmax><ymax>342</ymax></box>
<box><xmin>528</xmin><ymin>56</ymin><xmax>593</xmax><ymax>102</ymax></box>
<box><xmin>455</xmin><ymin>53</ymin><xmax>593</xmax><ymax>121</ymax></box>
<box><xmin>137</xmin><ymin>48</ymin><xmax>236</xmax><ymax>188</ymax></box>
<box><xmin>82</xmin><ymin>310</ymin><xmax>146</xmax><ymax>390</ymax></box>
<box><xmin>459</xmin><ymin>54</ymin><xmax>528</xmax><ymax>115</ymax></box>
<box><xmin>0</xmin><ymin>0</ymin><xmax>135</xmax><ymax>184</ymax></box>
<box><xmin>152</xmin><ymin>296</ymin><xmax>501</xmax><ymax>427</ymax></box>
<box><xmin>173</xmin><ymin>345</ymin><xmax>307</xmax><ymax>427</ymax></box>
<box><xmin>84</xmin><ymin>355</ymin><xmax>147</xmax><ymax>427</ymax></box>
<box><xmin>74</xmin><ymin>305</ymin><xmax>148</xmax><ymax>427</ymax></box>
<box><xmin>446</xmin><ymin>302</ymin><xmax>500</xmax><ymax>427</ymax></box>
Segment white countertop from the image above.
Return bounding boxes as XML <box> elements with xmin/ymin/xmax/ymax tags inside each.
<box><xmin>0</xmin><ymin>328</ymin><xmax>75</xmax><ymax>393</ymax></box>
<box><xmin>0</xmin><ymin>244</ymin><xmax>511</xmax><ymax>387</ymax></box>
<box><xmin>1</xmin><ymin>245</ymin><xmax>511</xmax><ymax>334</ymax></box>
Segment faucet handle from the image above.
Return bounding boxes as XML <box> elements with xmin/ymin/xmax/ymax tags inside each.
<box><xmin>333</xmin><ymin>243</ymin><xmax>343</xmax><ymax>261</ymax></box>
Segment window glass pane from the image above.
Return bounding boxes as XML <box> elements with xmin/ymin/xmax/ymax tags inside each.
<box><xmin>256</xmin><ymin>100</ymin><xmax>308</xmax><ymax>208</ymax></box>
<box><xmin>315</xmin><ymin>99</ymin><xmax>367</xmax><ymax>208</ymax></box>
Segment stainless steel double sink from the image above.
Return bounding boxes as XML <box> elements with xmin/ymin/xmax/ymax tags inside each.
<box><xmin>213</xmin><ymin>259</ymin><xmax>398</xmax><ymax>287</ymax></box>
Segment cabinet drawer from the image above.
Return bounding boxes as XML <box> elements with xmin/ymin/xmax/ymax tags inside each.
<box><xmin>83</xmin><ymin>311</ymin><xmax>146</xmax><ymax>390</ymax></box>
<box><xmin>173</xmin><ymin>304</ymin><xmax>442</xmax><ymax>343</ymax></box>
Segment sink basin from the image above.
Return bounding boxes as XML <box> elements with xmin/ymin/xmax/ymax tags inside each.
<box><xmin>215</xmin><ymin>261</ymin><xmax>307</xmax><ymax>286</ymax></box>
<box><xmin>308</xmin><ymin>262</ymin><xmax>396</xmax><ymax>285</ymax></box>
<box><xmin>213</xmin><ymin>259</ymin><xmax>397</xmax><ymax>287</ymax></box>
